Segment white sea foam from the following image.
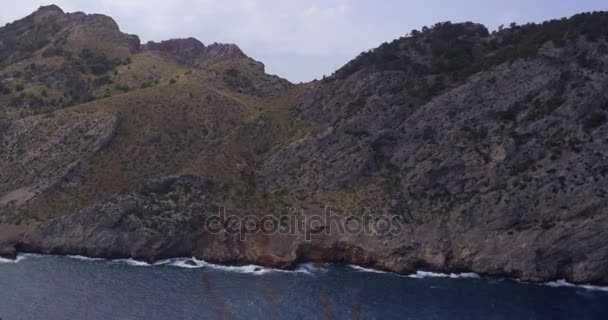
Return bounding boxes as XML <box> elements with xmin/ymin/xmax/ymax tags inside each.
<box><xmin>52</xmin><ymin>254</ymin><xmax>311</xmax><ymax>275</ymax></box>
<box><xmin>194</xmin><ymin>258</ymin><xmax>272</xmax><ymax>275</ymax></box>
<box><xmin>0</xmin><ymin>257</ymin><xmax>17</xmax><ymax>263</ymax></box>
<box><xmin>285</xmin><ymin>266</ymin><xmax>314</xmax><ymax>275</ymax></box>
<box><xmin>159</xmin><ymin>258</ymin><xmax>314</xmax><ymax>275</ymax></box>
<box><xmin>164</xmin><ymin>258</ymin><xmax>205</xmax><ymax>269</ymax></box>
<box><xmin>0</xmin><ymin>253</ymin><xmax>40</xmax><ymax>264</ymax></box>
<box><xmin>114</xmin><ymin>258</ymin><xmax>153</xmax><ymax>267</ymax></box>
<box><xmin>348</xmin><ymin>265</ymin><xmax>389</xmax><ymax>274</ymax></box>
<box><xmin>407</xmin><ymin>271</ymin><xmax>481</xmax><ymax>279</ymax></box>
<box><xmin>544</xmin><ymin>279</ymin><xmax>608</xmax><ymax>292</ymax></box>
<box><xmin>297</xmin><ymin>262</ymin><xmax>328</xmax><ymax>274</ymax></box>
<box><xmin>152</xmin><ymin>258</ymin><xmax>175</xmax><ymax>266</ymax></box>
<box><xmin>5</xmin><ymin>253</ymin><xmax>608</xmax><ymax>292</ymax></box>
<box><xmin>66</xmin><ymin>255</ymin><xmax>105</xmax><ymax>262</ymax></box>
<box><xmin>271</xmin><ymin>265</ymin><xmax>314</xmax><ymax>275</ymax></box>
<box><xmin>153</xmin><ymin>257</ymin><xmax>269</xmax><ymax>274</ymax></box>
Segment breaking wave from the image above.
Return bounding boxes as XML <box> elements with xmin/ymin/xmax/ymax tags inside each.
<box><xmin>66</xmin><ymin>255</ymin><xmax>105</xmax><ymax>262</ymax></box>
<box><xmin>348</xmin><ymin>265</ymin><xmax>389</xmax><ymax>274</ymax></box>
<box><xmin>544</xmin><ymin>279</ymin><xmax>608</xmax><ymax>292</ymax></box>
<box><xmin>407</xmin><ymin>271</ymin><xmax>481</xmax><ymax>279</ymax></box>
<box><xmin>0</xmin><ymin>253</ymin><xmax>42</xmax><ymax>264</ymax></box>
<box><xmin>3</xmin><ymin>253</ymin><xmax>608</xmax><ymax>291</ymax></box>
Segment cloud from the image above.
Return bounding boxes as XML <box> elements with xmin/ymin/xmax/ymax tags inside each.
<box><xmin>304</xmin><ymin>3</ymin><xmax>351</xmax><ymax>17</ymax></box>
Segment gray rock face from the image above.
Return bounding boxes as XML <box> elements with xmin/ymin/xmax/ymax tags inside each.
<box><xmin>143</xmin><ymin>39</ymin><xmax>249</xmax><ymax>67</ymax></box>
<box><xmin>0</xmin><ymin>111</ymin><xmax>118</xmax><ymax>217</ymax></box>
<box><xmin>257</xmin><ymin>32</ymin><xmax>608</xmax><ymax>283</ymax></box>
<box><xmin>143</xmin><ymin>38</ymin><xmax>206</xmax><ymax>66</ymax></box>
<box><xmin>64</xmin><ymin>12</ymin><xmax>141</xmax><ymax>55</ymax></box>
<box><xmin>20</xmin><ymin>175</ymin><xmax>219</xmax><ymax>261</ymax></box>
<box><xmin>199</xmin><ymin>43</ymin><xmax>248</xmax><ymax>66</ymax></box>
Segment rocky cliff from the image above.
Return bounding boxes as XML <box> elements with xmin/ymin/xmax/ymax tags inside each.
<box><xmin>1</xmin><ymin>6</ymin><xmax>608</xmax><ymax>285</ymax></box>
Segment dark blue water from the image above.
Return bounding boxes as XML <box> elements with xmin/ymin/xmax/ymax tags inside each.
<box><xmin>1</xmin><ymin>255</ymin><xmax>607</xmax><ymax>320</ymax></box>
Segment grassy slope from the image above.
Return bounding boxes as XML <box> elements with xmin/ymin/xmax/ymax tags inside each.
<box><xmin>19</xmin><ymin>69</ymin><xmax>309</xmax><ymax>220</ymax></box>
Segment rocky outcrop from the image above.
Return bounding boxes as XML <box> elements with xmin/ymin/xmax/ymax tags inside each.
<box><xmin>64</xmin><ymin>12</ymin><xmax>140</xmax><ymax>57</ymax></box>
<box><xmin>143</xmin><ymin>37</ymin><xmax>291</xmax><ymax>95</ymax></box>
<box><xmin>19</xmin><ymin>175</ymin><xmax>218</xmax><ymax>260</ymax></box>
<box><xmin>0</xmin><ymin>110</ymin><xmax>118</xmax><ymax>217</ymax></box>
<box><xmin>7</xmin><ymin>173</ymin><xmax>607</xmax><ymax>284</ymax></box>
<box><xmin>144</xmin><ymin>38</ymin><xmax>248</xmax><ymax>67</ymax></box>
<box><xmin>198</xmin><ymin>43</ymin><xmax>248</xmax><ymax>66</ymax></box>
<box><xmin>143</xmin><ymin>38</ymin><xmax>206</xmax><ymax>66</ymax></box>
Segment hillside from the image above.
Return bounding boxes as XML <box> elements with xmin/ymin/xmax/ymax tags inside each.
<box><xmin>1</xmin><ymin>6</ymin><xmax>608</xmax><ymax>285</ymax></box>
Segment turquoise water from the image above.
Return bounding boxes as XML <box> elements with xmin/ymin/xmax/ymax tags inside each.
<box><xmin>0</xmin><ymin>254</ymin><xmax>607</xmax><ymax>319</ymax></box>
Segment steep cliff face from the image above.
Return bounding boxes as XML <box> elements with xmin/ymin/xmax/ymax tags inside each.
<box><xmin>1</xmin><ymin>7</ymin><xmax>608</xmax><ymax>284</ymax></box>
<box><xmin>255</xmin><ymin>18</ymin><xmax>608</xmax><ymax>283</ymax></box>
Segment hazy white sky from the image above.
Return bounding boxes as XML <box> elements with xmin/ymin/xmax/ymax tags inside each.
<box><xmin>1</xmin><ymin>1</ymin><xmax>606</xmax><ymax>82</ymax></box>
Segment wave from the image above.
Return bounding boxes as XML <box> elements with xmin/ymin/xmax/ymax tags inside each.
<box><xmin>0</xmin><ymin>257</ymin><xmax>18</xmax><ymax>264</ymax></box>
<box><xmin>407</xmin><ymin>271</ymin><xmax>481</xmax><ymax>279</ymax></box>
<box><xmin>289</xmin><ymin>265</ymin><xmax>316</xmax><ymax>275</ymax></box>
<box><xmin>4</xmin><ymin>253</ymin><xmax>608</xmax><ymax>291</ymax></box>
<box><xmin>158</xmin><ymin>257</ymin><xmax>272</xmax><ymax>274</ymax></box>
<box><xmin>544</xmin><ymin>279</ymin><xmax>608</xmax><ymax>292</ymax></box>
<box><xmin>293</xmin><ymin>262</ymin><xmax>328</xmax><ymax>274</ymax></box>
<box><xmin>0</xmin><ymin>253</ymin><xmax>42</xmax><ymax>264</ymax></box>
<box><xmin>148</xmin><ymin>257</ymin><xmax>315</xmax><ymax>275</ymax></box>
<box><xmin>348</xmin><ymin>265</ymin><xmax>480</xmax><ymax>278</ymax></box>
<box><xmin>158</xmin><ymin>258</ymin><xmax>315</xmax><ymax>275</ymax></box>
<box><xmin>348</xmin><ymin>264</ymin><xmax>389</xmax><ymax>274</ymax></box>
<box><xmin>66</xmin><ymin>255</ymin><xmax>105</xmax><ymax>262</ymax></box>
<box><xmin>114</xmin><ymin>258</ymin><xmax>153</xmax><ymax>267</ymax></box>
<box><xmin>0</xmin><ymin>253</ymin><xmax>312</xmax><ymax>275</ymax></box>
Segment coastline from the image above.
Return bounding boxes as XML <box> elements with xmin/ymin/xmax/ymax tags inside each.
<box><xmin>2</xmin><ymin>251</ymin><xmax>608</xmax><ymax>292</ymax></box>
<box><xmin>2</xmin><ymin>216</ymin><xmax>607</xmax><ymax>288</ymax></box>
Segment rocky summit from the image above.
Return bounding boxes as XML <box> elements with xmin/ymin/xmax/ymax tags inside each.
<box><xmin>1</xmin><ymin>6</ymin><xmax>608</xmax><ymax>285</ymax></box>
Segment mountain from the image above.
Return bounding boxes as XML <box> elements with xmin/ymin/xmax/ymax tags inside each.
<box><xmin>1</xmin><ymin>6</ymin><xmax>608</xmax><ymax>285</ymax></box>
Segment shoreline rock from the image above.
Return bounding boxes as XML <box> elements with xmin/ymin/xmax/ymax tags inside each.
<box><xmin>0</xmin><ymin>245</ymin><xmax>16</xmax><ymax>260</ymax></box>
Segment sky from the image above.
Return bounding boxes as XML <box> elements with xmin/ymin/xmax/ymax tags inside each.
<box><xmin>1</xmin><ymin>1</ymin><xmax>607</xmax><ymax>83</ymax></box>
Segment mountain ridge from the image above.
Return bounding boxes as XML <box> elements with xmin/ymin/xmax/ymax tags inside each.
<box><xmin>1</xmin><ymin>5</ymin><xmax>608</xmax><ymax>285</ymax></box>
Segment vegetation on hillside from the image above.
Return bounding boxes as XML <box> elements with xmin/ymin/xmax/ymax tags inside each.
<box><xmin>332</xmin><ymin>11</ymin><xmax>608</xmax><ymax>80</ymax></box>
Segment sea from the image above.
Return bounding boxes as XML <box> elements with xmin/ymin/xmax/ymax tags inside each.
<box><xmin>1</xmin><ymin>254</ymin><xmax>607</xmax><ymax>319</ymax></box>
